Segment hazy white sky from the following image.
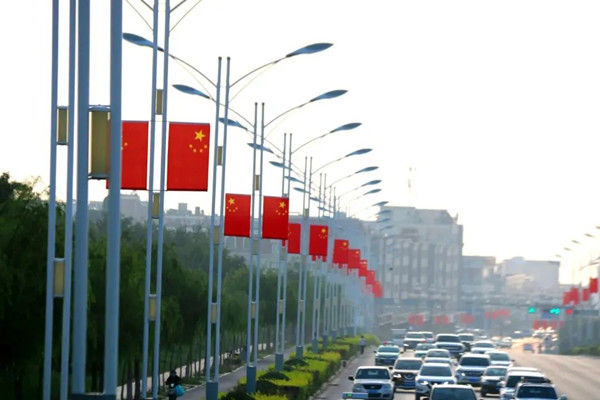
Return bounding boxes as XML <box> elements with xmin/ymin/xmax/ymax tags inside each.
<box><xmin>3</xmin><ymin>0</ymin><xmax>600</xmax><ymax>279</ymax></box>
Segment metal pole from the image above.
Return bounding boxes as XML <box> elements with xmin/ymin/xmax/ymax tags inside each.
<box><xmin>142</xmin><ymin>0</ymin><xmax>159</xmax><ymax>396</ymax></box>
<box><xmin>281</xmin><ymin>134</ymin><xmax>292</xmax><ymax>354</ymax></box>
<box><xmin>59</xmin><ymin>1</ymin><xmax>77</xmax><ymax>398</ymax></box>
<box><xmin>43</xmin><ymin>1</ymin><xmax>59</xmax><ymax>398</ymax></box>
<box><xmin>104</xmin><ymin>0</ymin><xmax>123</xmax><ymax>395</ymax></box>
<box><xmin>301</xmin><ymin>158</ymin><xmax>313</xmax><ymax>352</ymax></box>
<box><xmin>152</xmin><ymin>2</ymin><xmax>170</xmax><ymax>398</ymax></box>
<box><xmin>274</xmin><ymin>133</ymin><xmax>287</xmax><ymax>371</ymax></box>
<box><xmin>205</xmin><ymin>56</ymin><xmax>222</xmax><ymax>399</ymax></box>
<box><xmin>210</xmin><ymin>56</ymin><xmax>231</xmax><ymax>400</ymax></box>
<box><xmin>295</xmin><ymin>157</ymin><xmax>307</xmax><ymax>359</ymax></box>
<box><xmin>246</xmin><ymin>103</ymin><xmax>258</xmax><ymax>392</ymax></box>
<box><xmin>72</xmin><ymin>0</ymin><xmax>91</xmax><ymax>393</ymax></box>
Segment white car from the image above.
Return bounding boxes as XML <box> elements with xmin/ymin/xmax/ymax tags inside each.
<box><xmin>348</xmin><ymin>366</ymin><xmax>394</xmax><ymax>400</ymax></box>
<box><xmin>485</xmin><ymin>350</ymin><xmax>513</xmax><ymax>367</ymax></box>
<box><xmin>514</xmin><ymin>382</ymin><xmax>567</xmax><ymax>400</ymax></box>
<box><xmin>415</xmin><ymin>363</ymin><xmax>456</xmax><ymax>400</ymax></box>
<box><xmin>471</xmin><ymin>340</ymin><xmax>496</xmax><ymax>354</ymax></box>
<box><xmin>454</xmin><ymin>353</ymin><xmax>491</xmax><ymax>386</ymax></box>
<box><xmin>501</xmin><ymin>370</ymin><xmax>548</xmax><ymax>400</ymax></box>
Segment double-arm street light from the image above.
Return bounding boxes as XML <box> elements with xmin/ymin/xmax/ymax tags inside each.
<box><xmin>125</xmin><ymin>25</ymin><xmax>334</xmax><ymax>400</ymax></box>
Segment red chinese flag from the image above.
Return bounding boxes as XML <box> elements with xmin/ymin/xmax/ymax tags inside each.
<box><xmin>309</xmin><ymin>225</ymin><xmax>329</xmax><ymax>256</ymax></box>
<box><xmin>223</xmin><ymin>193</ymin><xmax>251</xmax><ymax>237</ymax></box>
<box><xmin>107</xmin><ymin>121</ymin><xmax>149</xmax><ymax>190</ymax></box>
<box><xmin>583</xmin><ymin>288</ymin><xmax>590</xmax><ymax>301</ymax></box>
<box><xmin>590</xmin><ymin>277</ymin><xmax>599</xmax><ymax>294</ymax></box>
<box><xmin>373</xmin><ymin>281</ymin><xmax>382</xmax><ymax>298</ymax></box>
<box><xmin>468</xmin><ymin>314</ymin><xmax>475</xmax><ymax>324</ymax></box>
<box><xmin>460</xmin><ymin>314</ymin><xmax>466</xmax><ymax>325</ymax></box>
<box><xmin>366</xmin><ymin>270</ymin><xmax>375</xmax><ymax>285</ymax></box>
<box><xmin>562</xmin><ymin>291</ymin><xmax>570</xmax><ymax>305</ymax></box>
<box><xmin>359</xmin><ymin>259</ymin><xmax>368</xmax><ymax>275</ymax></box>
<box><xmin>348</xmin><ymin>248</ymin><xmax>361</xmax><ymax>269</ymax></box>
<box><xmin>287</xmin><ymin>223</ymin><xmax>301</xmax><ymax>254</ymax></box>
<box><xmin>533</xmin><ymin>320</ymin><xmax>540</xmax><ymax>330</ymax></box>
<box><xmin>333</xmin><ymin>239</ymin><xmax>349</xmax><ymax>265</ymax></box>
<box><xmin>166</xmin><ymin>122</ymin><xmax>210</xmax><ymax>191</ymax></box>
<box><xmin>262</xmin><ymin>196</ymin><xmax>289</xmax><ymax>239</ymax></box>
<box><xmin>571</xmin><ymin>287</ymin><xmax>580</xmax><ymax>305</ymax></box>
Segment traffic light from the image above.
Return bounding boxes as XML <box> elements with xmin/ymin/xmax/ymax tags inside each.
<box><xmin>566</xmin><ymin>308</ymin><xmax>573</xmax><ymax>315</ymax></box>
<box><xmin>528</xmin><ymin>307</ymin><xmax>536</xmax><ymax>314</ymax></box>
<box><xmin>549</xmin><ymin>307</ymin><xmax>561</xmax><ymax>315</ymax></box>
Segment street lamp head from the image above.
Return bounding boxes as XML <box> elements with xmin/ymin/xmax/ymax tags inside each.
<box><xmin>247</xmin><ymin>143</ymin><xmax>274</xmax><ymax>154</ymax></box>
<box><xmin>362</xmin><ymin>188</ymin><xmax>381</xmax><ymax>196</ymax></box>
<box><xmin>346</xmin><ymin>148</ymin><xmax>372</xmax><ymax>157</ymax></box>
<box><xmin>309</xmin><ymin>89</ymin><xmax>347</xmax><ymax>102</ymax></box>
<box><xmin>172</xmin><ymin>84</ymin><xmax>210</xmax><ymax>99</ymax></box>
<box><xmin>331</xmin><ymin>122</ymin><xmax>362</xmax><ymax>133</ymax></box>
<box><xmin>356</xmin><ymin>166</ymin><xmax>378</xmax><ymax>174</ymax></box>
<box><xmin>293</xmin><ymin>187</ymin><xmax>308</xmax><ymax>194</ymax></box>
<box><xmin>361</xmin><ymin>179</ymin><xmax>381</xmax><ymax>187</ymax></box>
<box><xmin>123</xmin><ymin>33</ymin><xmax>163</xmax><ymax>51</ymax></box>
<box><xmin>269</xmin><ymin>160</ymin><xmax>288</xmax><ymax>169</ymax></box>
<box><xmin>286</xmin><ymin>42</ymin><xmax>333</xmax><ymax>57</ymax></box>
<box><xmin>377</xmin><ymin>217</ymin><xmax>391</xmax><ymax>224</ymax></box>
<box><xmin>284</xmin><ymin>175</ymin><xmax>303</xmax><ymax>183</ymax></box>
<box><xmin>218</xmin><ymin>117</ymin><xmax>249</xmax><ymax>131</ymax></box>
<box><xmin>310</xmin><ymin>196</ymin><xmax>323</xmax><ymax>203</ymax></box>
<box><xmin>372</xmin><ymin>201</ymin><xmax>388</xmax><ymax>207</ymax></box>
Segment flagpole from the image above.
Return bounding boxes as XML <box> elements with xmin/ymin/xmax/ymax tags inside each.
<box><xmin>296</xmin><ymin>157</ymin><xmax>307</xmax><ymax>359</ymax></box>
<box><xmin>59</xmin><ymin>1</ymin><xmax>77</xmax><ymax>397</ymax></box>
<box><xmin>301</xmin><ymin>158</ymin><xmax>313</xmax><ymax>352</ymax></box>
<box><xmin>246</xmin><ymin>103</ymin><xmax>258</xmax><ymax>393</ymax></box>
<box><xmin>205</xmin><ymin>56</ymin><xmax>222</xmax><ymax>400</ymax></box>
<box><xmin>210</xmin><ymin>56</ymin><xmax>231</xmax><ymax>400</ymax></box>
<box><xmin>281</xmin><ymin>133</ymin><xmax>293</xmax><ymax>354</ymax></box>
<box><xmin>274</xmin><ymin>132</ymin><xmax>287</xmax><ymax>371</ymax></box>
<box><xmin>72</xmin><ymin>0</ymin><xmax>91</xmax><ymax>393</ymax></box>
<box><xmin>104</xmin><ymin>0</ymin><xmax>123</xmax><ymax>393</ymax></box>
<box><xmin>141</xmin><ymin>0</ymin><xmax>159</xmax><ymax>396</ymax></box>
<box><xmin>152</xmin><ymin>1</ymin><xmax>170</xmax><ymax>398</ymax></box>
<box><xmin>252</xmin><ymin>102</ymin><xmax>266</xmax><ymax>378</ymax></box>
<box><xmin>42</xmin><ymin>1</ymin><xmax>59</xmax><ymax>398</ymax></box>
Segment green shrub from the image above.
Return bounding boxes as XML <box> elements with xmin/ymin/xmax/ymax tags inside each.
<box><xmin>253</xmin><ymin>394</ymin><xmax>288</xmax><ymax>400</ymax></box>
<box><xmin>260</xmin><ymin>371</ymin><xmax>290</xmax><ymax>381</ymax></box>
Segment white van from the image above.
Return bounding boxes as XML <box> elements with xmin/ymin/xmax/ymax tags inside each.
<box><xmin>391</xmin><ymin>328</ymin><xmax>407</xmax><ymax>348</ymax></box>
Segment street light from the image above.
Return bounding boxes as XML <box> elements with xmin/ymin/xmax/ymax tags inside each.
<box><xmin>126</xmin><ymin>29</ymin><xmax>334</xmax><ymax>400</ymax></box>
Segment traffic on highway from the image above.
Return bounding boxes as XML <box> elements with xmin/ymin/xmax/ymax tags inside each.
<box><xmin>319</xmin><ymin>328</ymin><xmax>594</xmax><ymax>400</ymax></box>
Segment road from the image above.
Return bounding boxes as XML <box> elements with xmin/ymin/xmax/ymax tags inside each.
<box><xmin>315</xmin><ymin>341</ymin><xmax>599</xmax><ymax>400</ymax></box>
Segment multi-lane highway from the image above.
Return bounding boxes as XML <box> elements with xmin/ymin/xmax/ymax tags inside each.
<box><xmin>315</xmin><ymin>341</ymin><xmax>598</xmax><ymax>400</ymax></box>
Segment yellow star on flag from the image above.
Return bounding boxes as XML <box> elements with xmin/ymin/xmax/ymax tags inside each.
<box><xmin>194</xmin><ymin>130</ymin><xmax>206</xmax><ymax>141</ymax></box>
<box><xmin>228</xmin><ymin>198</ymin><xmax>236</xmax><ymax>205</ymax></box>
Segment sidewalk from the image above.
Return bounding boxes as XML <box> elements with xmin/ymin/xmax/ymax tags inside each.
<box><xmin>181</xmin><ymin>346</ymin><xmax>297</xmax><ymax>400</ymax></box>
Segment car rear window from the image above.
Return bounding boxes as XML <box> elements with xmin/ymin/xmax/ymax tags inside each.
<box><xmin>406</xmin><ymin>333</ymin><xmax>424</xmax><ymax>339</ymax></box>
<box><xmin>356</xmin><ymin>368</ymin><xmax>390</xmax><ymax>380</ymax></box>
<box><xmin>489</xmin><ymin>352</ymin><xmax>510</xmax><ymax>361</ymax></box>
<box><xmin>431</xmin><ymin>387</ymin><xmax>477</xmax><ymax>400</ymax></box>
<box><xmin>394</xmin><ymin>360</ymin><xmax>422</xmax><ymax>370</ymax></box>
<box><xmin>436</xmin><ymin>335</ymin><xmax>460</xmax><ymax>342</ymax></box>
<box><xmin>517</xmin><ymin>386</ymin><xmax>557</xmax><ymax>399</ymax></box>
<box><xmin>506</xmin><ymin>375</ymin><xmax>546</xmax><ymax>387</ymax></box>
<box><xmin>460</xmin><ymin>357</ymin><xmax>490</xmax><ymax>367</ymax></box>
<box><xmin>420</xmin><ymin>366</ymin><xmax>452</xmax><ymax>376</ymax></box>
<box><xmin>378</xmin><ymin>346</ymin><xmax>399</xmax><ymax>353</ymax></box>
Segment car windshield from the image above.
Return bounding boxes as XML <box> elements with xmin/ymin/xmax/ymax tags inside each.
<box><xmin>459</xmin><ymin>334</ymin><xmax>475</xmax><ymax>341</ymax></box>
<box><xmin>419</xmin><ymin>366</ymin><xmax>452</xmax><ymax>377</ymax></box>
<box><xmin>437</xmin><ymin>335</ymin><xmax>460</xmax><ymax>342</ymax></box>
<box><xmin>394</xmin><ymin>360</ymin><xmax>422</xmax><ymax>370</ymax></box>
<box><xmin>517</xmin><ymin>386</ymin><xmax>557</xmax><ymax>399</ymax></box>
<box><xmin>356</xmin><ymin>368</ymin><xmax>390</xmax><ymax>380</ymax></box>
<box><xmin>506</xmin><ymin>375</ymin><xmax>546</xmax><ymax>388</ymax></box>
<box><xmin>423</xmin><ymin>332</ymin><xmax>434</xmax><ymax>339</ymax></box>
<box><xmin>407</xmin><ymin>333</ymin><xmax>424</xmax><ymax>339</ymax></box>
<box><xmin>416</xmin><ymin>343</ymin><xmax>434</xmax><ymax>350</ymax></box>
<box><xmin>427</xmin><ymin>350</ymin><xmax>449</xmax><ymax>358</ymax></box>
<box><xmin>485</xmin><ymin>367</ymin><xmax>507</xmax><ymax>376</ymax></box>
<box><xmin>378</xmin><ymin>346</ymin><xmax>399</xmax><ymax>353</ymax></box>
<box><xmin>488</xmin><ymin>353</ymin><xmax>510</xmax><ymax>361</ymax></box>
<box><xmin>460</xmin><ymin>357</ymin><xmax>490</xmax><ymax>367</ymax></box>
<box><xmin>431</xmin><ymin>387</ymin><xmax>477</xmax><ymax>400</ymax></box>
<box><xmin>474</xmin><ymin>342</ymin><xmax>494</xmax><ymax>348</ymax></box>
<box><xmin>393</xmin><ymin>333</ymin><xmax>404</xmax><ymax>339</ymax></box>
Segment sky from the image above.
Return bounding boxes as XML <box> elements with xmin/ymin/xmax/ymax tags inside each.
<box><xmin>3</xmin><ymin>0</ymin><xmax>600</xmax><ymax>282</ymax></box>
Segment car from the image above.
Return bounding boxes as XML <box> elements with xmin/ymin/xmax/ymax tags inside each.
<box><xmin>480</xmin><ymin>365</ymin><xmax>508</xmax><ymax>397</ymax></box>
<box><xmin>434</xmin><ymin>333</ymin><xmax>466</xmax><ymax>359</ymax></box>
<box><xmin>414</xmin><ymin>343</ymin><xmax>436</xmax><ymax>358</ymax></box>
<box><xmin>423</xmin><ymin>357</ymin><xmax>454</xmax><ymax>367</ymax></box>
<box><xmin>428</xmin><ymin>383</ymin><xmax>478</xmax><ymax>400</ymax></box>
<box><xmin>500</xmin><ymin>370</ymin><xmax>548</xmax><ymax>400</ymax></box>
<box><xmin>498</xmin><ymin>337</ymin><xmax>513</xmax><ymax>349</ymax></box>
<box><xmin>390</xmin><ymin>357</ymin><xmax>422</xmax><ymax>391</ymax></box>
<box><xmin>454</xmin><ymin>353</ymin><xmax>491</xmax><ymax>386</ymax></box>
<box><xmin>471</xmin><ymin>340</ymin><xmax>496</xmax><ymax>354</ymax></box>
<box><xmin>523</xmin><ymin>343</ymin><xmax>535</xmax><ymax>353</ymax></box>
<box><xmin>424</xmin><ymin>348</ymin><xmax>452</xmax><ymax>360</ymax></box>
<box><xmin>348</xmin><ymin>366</ymin><xmax>395</xmax><ymax>400</ymax></box>
<box><xmin>415</xmin><ymin>363</ymin><xmax>456</xmax><ymax>400</ymax></box>
<box><xmin>374</xmin><ymin>345</ymin><xmax>401</xmax><ymax>367</ymax></box>
<box><xmin>421</xmin><ymin>331</ymin><xmax>435</xmax><ymax>343</ymax></box>
<box><xmin>514</xmin><ymin>382</ymin><xmax>567</xmax><ymax>400</ymax></box>
<box><xmin>458</xmin><ymin>333</ymin><xmax>475</xmax><ymax>352</ymax></box>
<box><xmin>404</xmin><ymin>331</ymin><xmax>427</xmax><ymax>350</ymax></box>
<box><xmin>391</xmin><ymin>328</ymin><xmax>407</xmax><ymax>348</ymax></box>
<box><xmin>485</xmin><ymin>350</ymin><xmax>513</xmax><ymax>367</ymax></box>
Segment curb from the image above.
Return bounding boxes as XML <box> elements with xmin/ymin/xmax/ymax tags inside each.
<box><xmin>308</xmin><ymin>347</ymin><xmax>369</xmax><ymax>400</ymax></box>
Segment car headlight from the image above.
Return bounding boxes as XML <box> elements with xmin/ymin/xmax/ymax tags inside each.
<box><xmin>456</xmin><ymin>370</ymin><xmax>465</xmax><ymax>377</ymax></box>
<box><xmin>352</xmin><ymin>384</ymin><xmax>365</xmax><ymax>392</ymax></box>
<box><xmin>382</xmin><ymin>383</ymin><xmax>393</xmax><ymax>391</ymax></box>
<box><xmin>392</xmin><ymin>372</ymin><xmax>402</xmax><ymax>378</ymax></box>
<box><xmin>417</xmin><ymin>379</ymin><xmax>429</xmax><ymax>385</ymax></box>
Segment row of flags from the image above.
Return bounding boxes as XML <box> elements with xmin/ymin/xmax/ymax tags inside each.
<box><xmin>110</xmin><ymin>121</ymin><xmax>383</xmax><ymax>298</ymax></box>
<box><xmin>533</xmin><ymin>320</ymin><xmax>564</xmax><ymax>330</ymax></box>
<box><xmin>484</xmin><ymin>309</ymin><xmax>510</xmax><ymax>320</ymax></box>
<box><xmin>562</xmin><ymin>277</ymin><xmax>599</xmax><ymax>306</ymax></box>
